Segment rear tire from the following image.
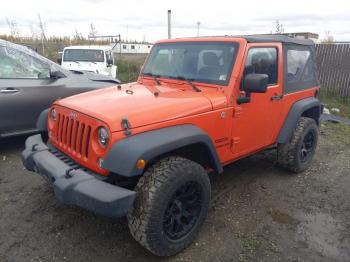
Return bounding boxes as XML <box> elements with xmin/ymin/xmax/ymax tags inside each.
<box><xmin>127</xmin><ymin>156</ymin><xmax>211</xmax><ymax>257</ymax></box>
<box><xmin>277</xmin><ymin>117</ymin><xmax>318</xmax><ymax>173</ymax></box>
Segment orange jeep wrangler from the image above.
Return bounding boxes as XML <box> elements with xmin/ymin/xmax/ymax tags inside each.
<box><xmin>22</xmin><ymin>35</ymin><xmax>321</xmax><ymax>256</ymax></box>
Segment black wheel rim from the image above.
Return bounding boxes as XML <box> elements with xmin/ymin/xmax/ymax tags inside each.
<box><xmin>163</xmin><ymin>181</ymin><xmax>203</xmax><ymax>241</ymax></box>
<box><xmin>300</xmin><ymin>130</ymin><xmax>316</xmax><ymax>163</ymax></box>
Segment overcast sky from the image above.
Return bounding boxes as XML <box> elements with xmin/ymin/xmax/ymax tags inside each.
<box><xmin>1</xmin><ymin>0</ymin><xmax>350</xmax><ymax>42</ymax></box>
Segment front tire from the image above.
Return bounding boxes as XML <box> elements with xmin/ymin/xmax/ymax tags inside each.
<box><xmin>127</xmin><ymin>156</ymin><xmax>211</xmax><ymax>257</ymax></box>
<box><xmin>277</xmin><ymin>117</ymin><xmax>318</xmax><ymax>173</ymax></box>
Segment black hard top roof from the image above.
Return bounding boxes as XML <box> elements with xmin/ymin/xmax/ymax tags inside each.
<box><xmin>237</xmin><ymin>34</ymin><xmax>314</xmax><ymax>46</ymax></box>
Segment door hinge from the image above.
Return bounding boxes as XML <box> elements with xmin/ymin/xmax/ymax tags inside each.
<box><xmin>271</xmin><ymin>94</ymin><xmax>284</xmax><ymax>101</ymax></box>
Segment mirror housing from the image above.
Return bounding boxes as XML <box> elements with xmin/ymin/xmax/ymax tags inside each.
<box><xmin>237</xmin><ymin>74</ymin><xmax>269</xmax><ymax>105</ymax></box>
<box><xmin>57</xmin><ymin>57</ymin><xmax>62</xmax><ymax>65</ymax></box>
<box><xmin>107</xmin><ymin>57</ymin><xmax>113</xmax><ymax>66</ymax></box>
<box><xmin>50</xmin><ymin>69</ymin><xmax>66</xmax><ymax>79</ymax></box>
<box><xmin>242</xmin><ymin>73</ymin><xmax>269</xmax><ymax>93</ymax></box>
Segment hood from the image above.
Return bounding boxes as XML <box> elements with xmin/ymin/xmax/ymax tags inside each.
<box><xmin>62</xmin><ymin>61</ymin><xmax>106</xmax><ymax>73</ymax></box>
<box><xmin>55</xmin><ymin>82</ymin><xmax>215</xmax><ymax>132</ymax></box>
<box><xmin>52</xmin><ymin>70</ymin><xmax>120</xmax><ymax>90</ymax></box>
<box><xmin>78</xmin><ymin>71</ymin><xmax>120</xmax><ymax>84</ymax></box>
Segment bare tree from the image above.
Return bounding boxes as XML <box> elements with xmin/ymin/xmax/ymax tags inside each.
<box><xmin>74</xmin><ymin>28</ymin><xmax>83</xmax><ymax>41</ymax></box>
<box><xmin>6</xmin><ymin>18</ymin><xmax>20</xmax><ymax>37</ymax></box>
<box><xmin>29</xmin><ymin>23</ymin><xmax>39</xmax><ymax>39</ymax></box>
<box><xmin>37</xmin><ymin>14</ymin><xmax>47</xmax><ymax>55</ymax></box>
<box><xmin>321</xmin><ymin>31</ymin><xmax>335</xmax><ymax>44</ymax></box>
<box><xmin>275</xmin><ymin>20</ymin><xmax>285</xmax><ymax>34</ymax></box>
<box><xmin>88</xmin><ymin>23</ymin><xmax>97</xmax><ymax>39</ymax></box>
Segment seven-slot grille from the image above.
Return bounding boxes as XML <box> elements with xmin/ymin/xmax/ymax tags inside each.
<box><xmin>56</xmin><ymin>112</ymin><xmax>92</xmax><ymax>158</ymax></box>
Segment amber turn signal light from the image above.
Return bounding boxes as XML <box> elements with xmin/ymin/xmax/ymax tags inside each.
<box><xmin>136</xmin><ymin>159</ymin><xmax>146</xmax><ymax>169</ymax></box>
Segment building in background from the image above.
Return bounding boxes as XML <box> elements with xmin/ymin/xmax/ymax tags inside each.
<box><xmin>111</xmin><ymin>42</ymin><xmax>153</xmax><ymax>54</ymax></box>
<box><xmin>281</xmin><ymin>32</ymin><xmax>319</xmax><ymax>42</ymax></box>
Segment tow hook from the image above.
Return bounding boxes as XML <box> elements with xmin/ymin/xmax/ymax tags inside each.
<box><xmin>65</xmin><ymin>167</ymin><xmax>79</xmax><ymax>178</ymax></box>
<box><xmin>32</xmin><ymin>144</ymin><xmax>39</xmax><ymax>151</ymax></box>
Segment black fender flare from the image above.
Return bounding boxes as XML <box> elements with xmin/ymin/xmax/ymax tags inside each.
<box><xmin>36</xmin><ymin>109</ymin><xmax>49</xmax><ymax>132</ymax></box>
<box><xmin>277</xmin><ymin>97</ymin><xmax>321</xmax><ymax>143</ymax></box>
<box><xmin>102</xmin><ymin>124</ymin><xmax>223</xmax><ymax>177</ymax></box>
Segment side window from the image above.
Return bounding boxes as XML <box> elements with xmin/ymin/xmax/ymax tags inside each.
<box><xmin>286</xmin><ymin>49</ymin><xmax>313</xmax><ymax>83</ymax></box>
<box><xmin>243</xmin><ymin>47</ymin><xmax>278</xmax><ymax>85</ymax></box>
<box><xmin>0</xmin><ymin>46</ymin><xmax>50</xmax><ymax>79</ymax></box>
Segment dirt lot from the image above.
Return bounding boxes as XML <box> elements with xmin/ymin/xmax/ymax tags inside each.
<box><xmin>1</xmin><ymin>122</ymin><xmax>349</xmax><ymax>262</ymax></box>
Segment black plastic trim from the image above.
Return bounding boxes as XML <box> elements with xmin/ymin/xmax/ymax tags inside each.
<box><xmin>102</xmin><ymin>125</ymin><xmax>223</xmax><ymax>176</ymax></box>
<box><xmin>277</xmin><ymin>97</ymin><xmax>321</xmax><ymax>143</ymax></box>
<box><xmin>36</xmin><ymin>109</ymin><xmax>49</xmax><ymax>131</ymax></box>
<box><xmin>21</xmin><ymin>134</ymin><xmax>136</xmax><ymax>218</ymax></box>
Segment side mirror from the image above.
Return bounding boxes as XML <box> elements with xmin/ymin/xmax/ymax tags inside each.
<box><xmin>57</xmin><ymin>57</ymin><xmax>62</xmax><ymax>65</ymax></box>
<box><xmin>237</xmin><ymin>73</ymin><xmax>269</xmax><ymax>104</ymax></box>
<box><xmin>243</xmin><ymin>73</ymin><xmax>268</xmax><ymax>93</ymax></box>
<box><xmin>50</xmin><ymin>69</ymin><xmax>66</xmax><ymax>79</ymax></box>
<box><xmin>107</xmin><ymin>58</ymin><xmax>113</xmax><ymax>66</ymax></box>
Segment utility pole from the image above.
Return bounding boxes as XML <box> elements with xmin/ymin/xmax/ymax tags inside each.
<box><xmin>197</xmin><ymin>22</ymin><xmax>201</xmax><ymax>37</ymax></box>
<box><xmin>168</xmin><ymin>10</ymin><xmax>172</xmax><ymax>39</ymax></box>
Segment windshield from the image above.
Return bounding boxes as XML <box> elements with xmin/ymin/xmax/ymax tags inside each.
<box><xmin>63</xmin><ymin>49</ymin><xmax>105</xmax><ymax>62</ymax></box>
<box><xmin>142</xmin><ymin>42</ymin><xmax>238</xmax><ymax>85</ymax></box>
<box><xmin>0</xmin><ymin>39</ymin><xmax>69</xmax><ymax>78</ymax></box>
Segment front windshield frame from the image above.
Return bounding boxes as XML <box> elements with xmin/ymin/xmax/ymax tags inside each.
<box><xmin>142</xmin><ymin>41</ymin><xmax>239</xmax><ymax>86</ymax></box>
<box><xmin>63</xmin><ymin>49</ymin><xmax>105</xmax><ymax>63</ymax></box>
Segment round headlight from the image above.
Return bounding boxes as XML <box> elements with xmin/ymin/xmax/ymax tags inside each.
<box><xmin>51</xmin><ymin>108</ymin><xmax>57</xmax><ymax>121</ymax></box>
<box><xmin>98</xmin><ymin>127</ymin><xmax>109</xmax><ymax>148</ymax></box>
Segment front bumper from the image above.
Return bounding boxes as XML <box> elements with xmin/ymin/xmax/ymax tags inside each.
<box><xmin>22</xmin><ymin>134</ymin><xmax>136</xmax><ymax>218</ymax></box>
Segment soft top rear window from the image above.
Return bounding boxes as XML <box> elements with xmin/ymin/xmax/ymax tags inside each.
<box><xmin>142</xmin><ymin>42</ymin><xmax>239</xmax><ymax>86</ymax></box>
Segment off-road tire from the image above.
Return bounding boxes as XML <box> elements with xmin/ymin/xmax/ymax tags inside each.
<box><xmin>127</xmin><ymin>156</ymin><xmax>211</xmax><ymax>257</ymax></box>
<box><xmin>277</xmin><ymin>117</ymin><xmax>318</xmax><ymax>173</ymax></box>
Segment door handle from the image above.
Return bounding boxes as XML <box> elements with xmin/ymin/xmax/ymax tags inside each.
<box><xmin>271</xmin><ymin>94</ymin><xmax>283</xmax><ymax>101</ymax></box>
<box><xmin>0</xmin><ymin>88</ymin><xmax>19</xmax><ymax>94</ymax></box>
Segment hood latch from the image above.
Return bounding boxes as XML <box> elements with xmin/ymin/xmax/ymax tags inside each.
<box><xmin>121</xmin><ymin>117</ymin><xmax>132</xmax><ymax>136</ymax></box>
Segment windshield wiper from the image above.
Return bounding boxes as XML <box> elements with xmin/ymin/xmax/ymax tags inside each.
<box><xmin>143</xmin><ymin>72</ymin><xmax>161</xmax><ymax>85</ymax></box>
<box><xmin>173</xmin><ymin>76</ymin><xmax>201</xmax><ymax>92</ymax></box>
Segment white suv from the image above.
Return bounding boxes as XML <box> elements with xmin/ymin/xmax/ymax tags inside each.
<box><xmin>59</xmin><ymin>45</ymin><xmax>118</xmax><ymax>78</ymax></box>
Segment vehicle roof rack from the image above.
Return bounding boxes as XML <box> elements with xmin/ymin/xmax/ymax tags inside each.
<box><xmin>237</xmin><ymin>34</ymin><xmax>314</xmax><ymax>46</ymax></box>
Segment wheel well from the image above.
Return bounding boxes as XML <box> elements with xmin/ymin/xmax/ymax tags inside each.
<box><xmin>301</xmin><ymin>106</ymin><xmax>320</xmax><ymax>125</ymax></box>
<box><xmin>145</xmin><ymin>143</ymin><xmax>217</xmax><ymax>173</ymax></box>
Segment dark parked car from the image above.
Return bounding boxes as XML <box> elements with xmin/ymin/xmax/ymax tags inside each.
<box><xmin>0</xmin><ymin>39</ymin><xmax>120</xmax><ymax>138</ymax></box>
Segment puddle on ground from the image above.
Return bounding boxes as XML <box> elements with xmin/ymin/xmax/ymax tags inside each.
<box><xmin>297</xmin><ymin>212</ymin><xmax>350</xmax><ymax>260</ymax></box>
<box><xmin>269</xmin><ymin>209</ymin><xmax>298</xmax><ymax>224</ymax></box>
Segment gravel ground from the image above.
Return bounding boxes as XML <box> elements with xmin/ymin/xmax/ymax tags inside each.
<box><xmin>0</xmin><ymin>122</ymin><xmax>349</xmax><ymax>262</ymax></box>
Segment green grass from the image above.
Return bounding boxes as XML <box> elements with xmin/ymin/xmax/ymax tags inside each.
<box><xmin>240</xmin><ymin>235</ymin><xmax>261</xmax><ymax>254</ymax></box>
<box><xmin>320</xmin><ymin>93</ymin><xmax>350</xmax><ymax>118</ymax></box>
<box><xmin>114</xmin><ymin>54</ymin><xmax>147</xmax><ymax>83</ymax></box>
<box><xmin>321</xmin><ymin>122</ymin><xmax>350</xmax><ymax>145</ymax></box>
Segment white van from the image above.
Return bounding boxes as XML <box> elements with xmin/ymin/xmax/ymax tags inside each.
<box><xmin>59</xmin><ymin>46</ymin><xmax>118</xmax><ymax>78</ymax></box>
